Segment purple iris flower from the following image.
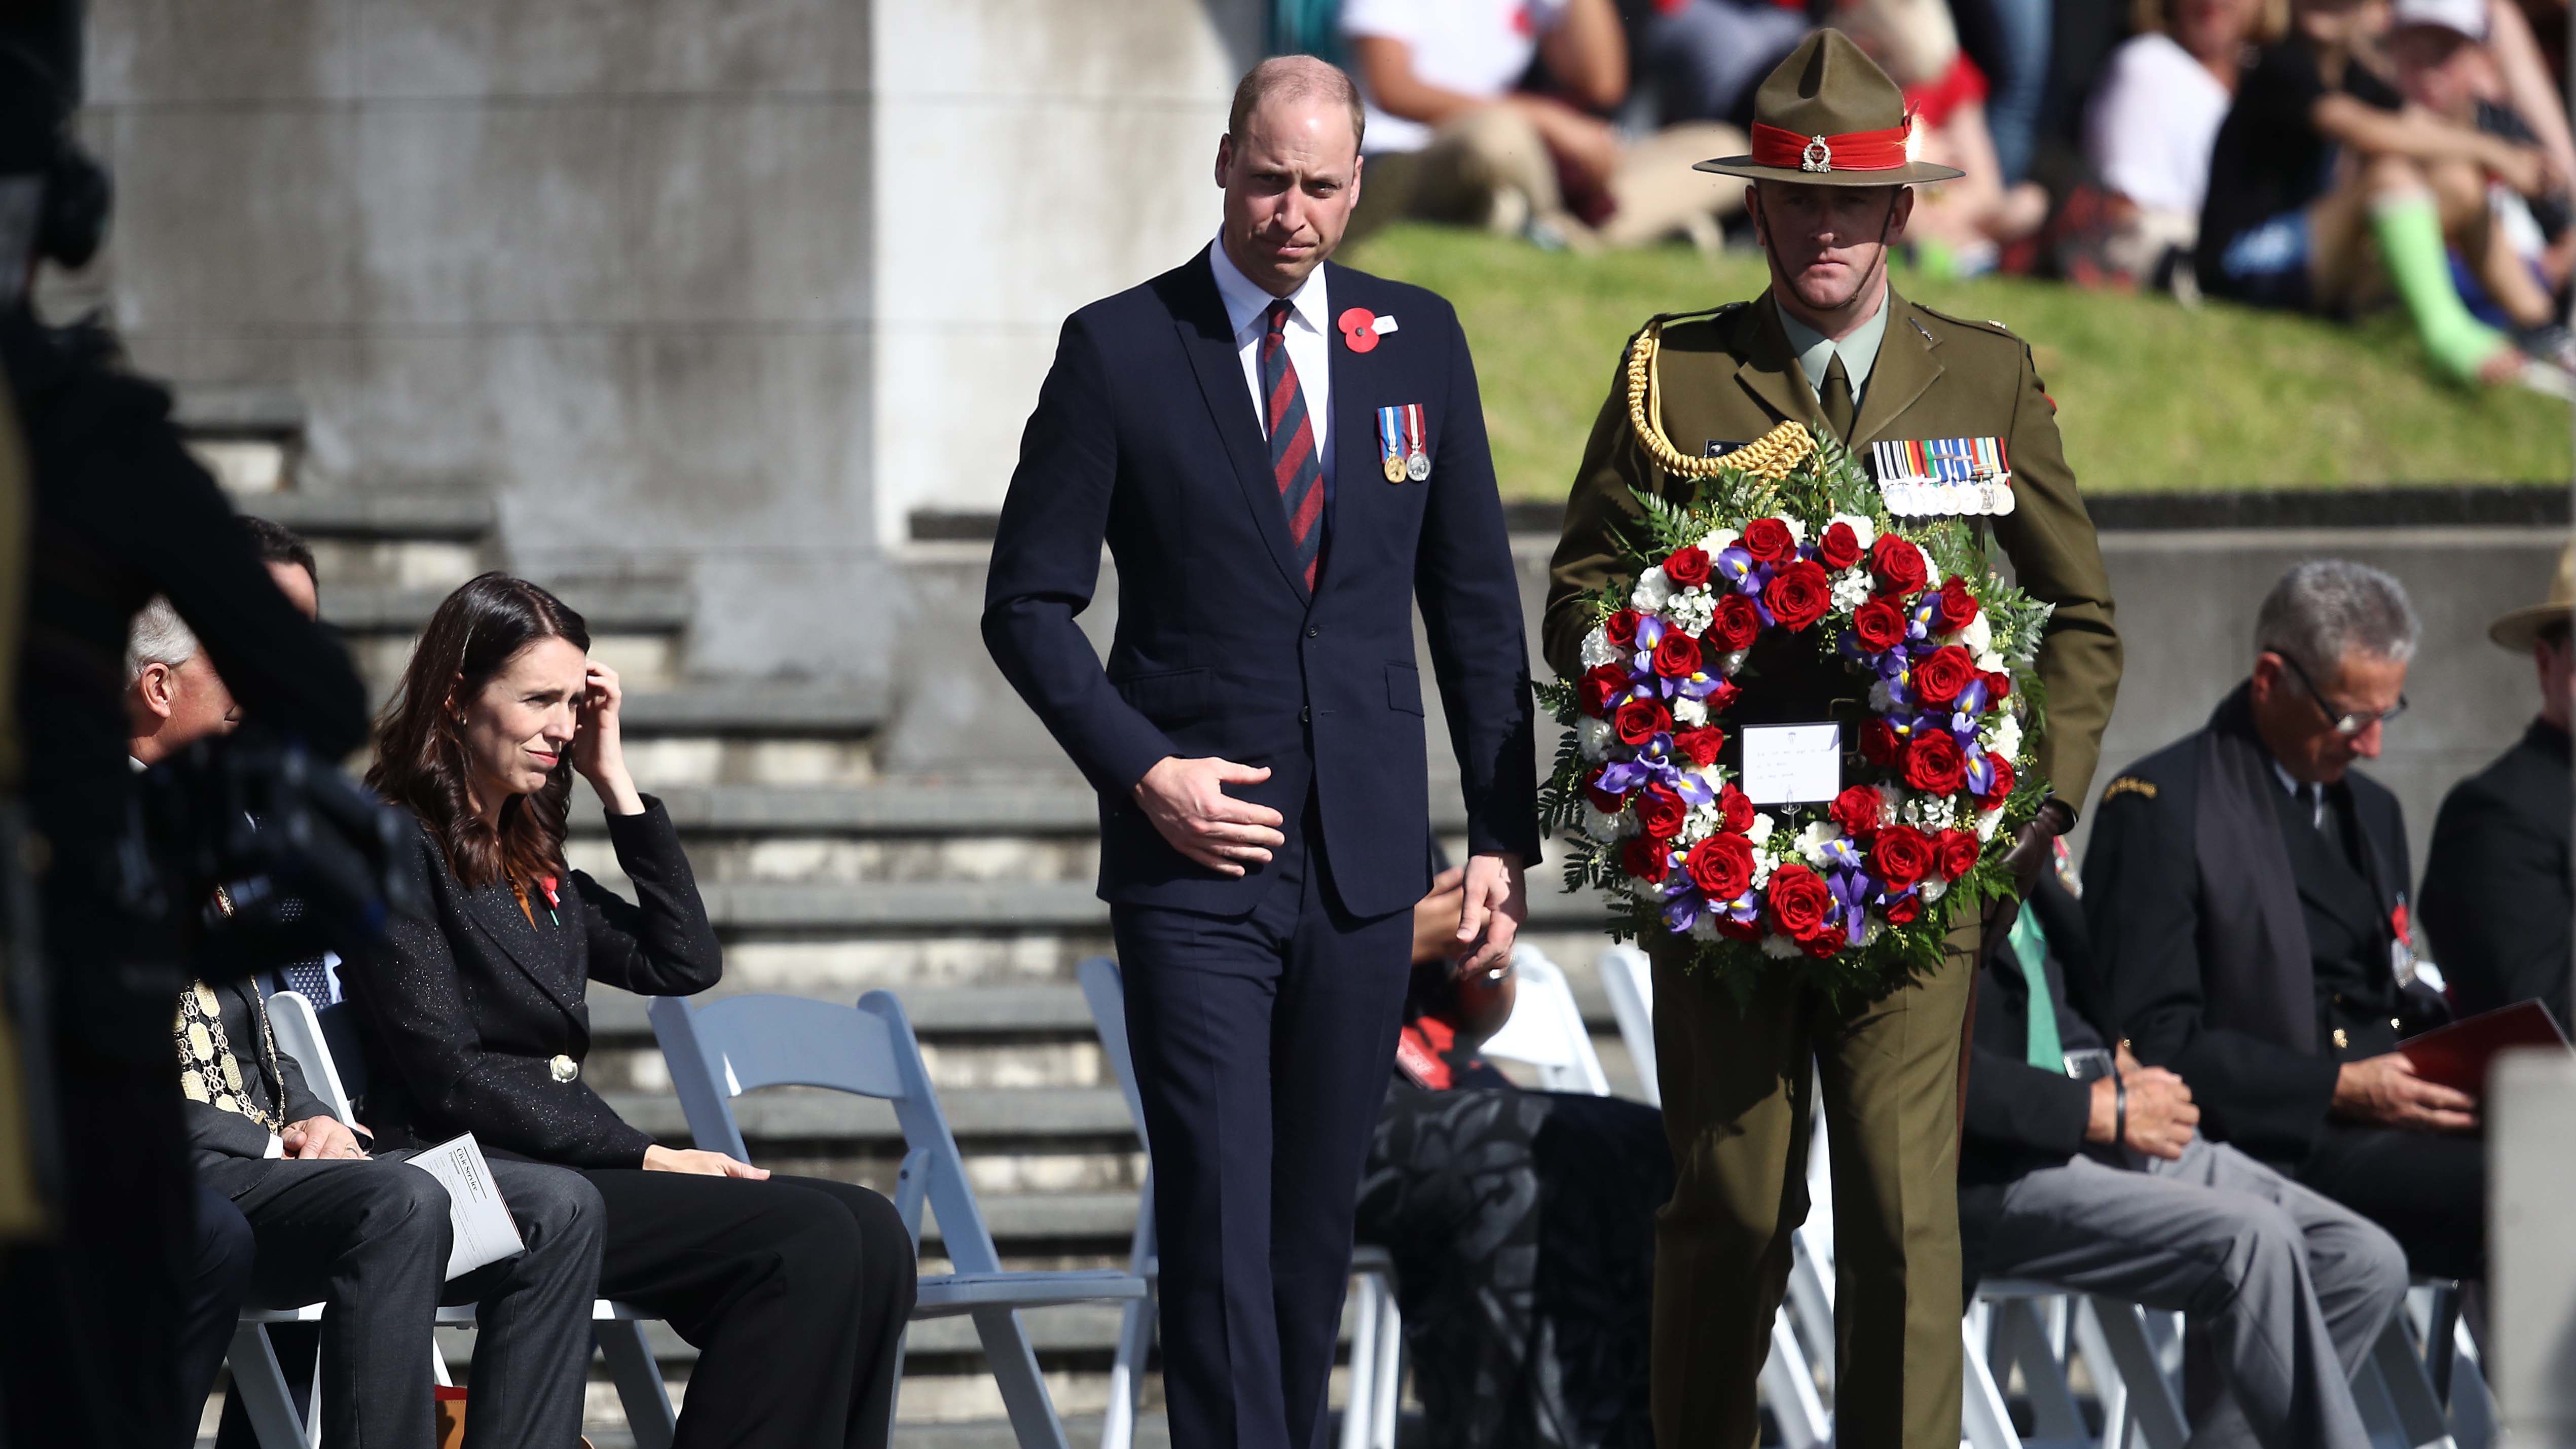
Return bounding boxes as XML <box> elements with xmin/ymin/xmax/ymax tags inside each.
<box><xmin>1597</xmin><ymin>759</ymin><xmax>1651</xmax><ymax>794</ymax></box>
<box><xmin>1956</xmin><ymin>679</ymin><xmax>1990</xmax><ymax>716</ymax></box>
<box><xmin>1829</xmin><ymin>869</ymin><xmax>1872</xmax><ymax>947</ymax></box>
<box><xmin>1663</xmin><ymin>896</ymin><xmax>1703</xmax><ymax>933</ymax></box>
<box><xmin>1820</xmin><ymin>836</ymin><xmax>1864</xmax><ymax>872</ymax></box>
<box><xmin>1637</xmin><ymin>614</ymin><xmax>1667</xmax><ymax>649</ymax></box>
<box><xmin>1673</xmin><ymin>773</ymin><xmax>1715</xmax><ymax>807</ymax></box>
<box><xmin>1679</xmin><ymin>673</ymin><xmax>1725</xmax><ymax>700</ymax></box>
<box><xmin>1875</xmin><ymin>648</ymin><xmax>1911</xmax><ymax>681</ymax></box>
<box><xmin>1716</xmin><ymin>547</ymin><xmax>1758</xmax><ymax>591</ymax></box>
<box><xmin>1964</xmin><ymin>750</ymin><xmax>1995</xmax><ymax>795</ymax></box>
<box><xmin>1726</xmin><ymin>895</ymin><xmax>1760</xmax><ymax>925</ymax></box>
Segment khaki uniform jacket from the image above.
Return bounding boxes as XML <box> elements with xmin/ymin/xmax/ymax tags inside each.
<box><xmin>1543</xmin><ymin>287</ymin><xmax>2123</xmax><ymax>812</ymax></box>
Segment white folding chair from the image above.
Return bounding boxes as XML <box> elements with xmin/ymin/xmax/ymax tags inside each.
<box><xmin>1475</xmin><ymin>946</ymin><xmax>1613</xmax><ymax>1096</ymax></box>
<box><xmin>1597</xmin><ymin>945</ymin><xmax>1661</xmax><ymax>1107</ymax></box>
<box><xmin>232</xmin><ymin>991</ymin><xmax>681</xmax><ymax>1449</ymax></box>
<box><xmin>650</xmin><ymin>990</ymin><xmax>1146</xmax><ymax>1449</ymax></box>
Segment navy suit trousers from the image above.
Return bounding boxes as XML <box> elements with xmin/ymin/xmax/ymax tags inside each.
<box><xmin>1111</xmin><ymin>800</ymin><xmax>1414</xmax><ymax>1449</ymax></box>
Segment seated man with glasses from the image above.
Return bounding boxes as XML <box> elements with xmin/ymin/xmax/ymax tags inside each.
<box><xmin>2085</xmin><ymin>560</ymin><xmax>2480</xmax><ymax>1285</ymax></box>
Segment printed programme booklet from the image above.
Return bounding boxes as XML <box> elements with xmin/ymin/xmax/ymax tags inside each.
<box><xmin>403</xmin><ymin>1133</ymin><xmax>525</xmax><ymax>1279</ymax></box>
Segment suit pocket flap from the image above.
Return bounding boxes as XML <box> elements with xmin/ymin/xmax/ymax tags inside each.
<box><xmin>1116</xmin><ymin>667</ymin><xmax>1214</xmax><ymax>722</ymax></box>
<box><xmin>1386</xmin><ymin>663</ymin><xmax>1424</xmax><ymax>716</ymax></box>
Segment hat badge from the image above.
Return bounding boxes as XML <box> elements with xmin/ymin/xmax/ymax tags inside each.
<box><xmin>1801</xmin><ymin>135</ymin><xmax>1832</xmax><ymax>173</ymax></box>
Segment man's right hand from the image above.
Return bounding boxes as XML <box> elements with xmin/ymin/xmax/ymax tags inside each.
<box><xmin>643</xmin><ymin>1145</ymin><xmax>771</xmax><ymax>1178</ymax></box>
<box><xmin>2087</xmin><ymin>1064</ymin><xmax>2198</xmax><ymax>1159</ymax></box>
<box><xmin>2332</xmin><ymin>1052</ymin><xmax>2478</xmax><ymax>1133</ymax></box>
<box><xmin>1133</xmin><ymin>756</ymin><xmax>1287</xmax><ymax>878</ymax></box>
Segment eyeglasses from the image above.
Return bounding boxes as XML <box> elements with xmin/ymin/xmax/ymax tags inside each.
<box><xmin>2277</xmin><ymin>653</ymin><xmax>2406</xmax><ymax>738</ymax></box>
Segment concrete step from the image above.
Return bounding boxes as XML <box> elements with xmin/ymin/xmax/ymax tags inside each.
<box><xmin>323</xmin><ymin>579</ymin><xmax>690</xmax><ymax>635</ymax></box>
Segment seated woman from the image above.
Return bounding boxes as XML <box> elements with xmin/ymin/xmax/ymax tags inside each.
<box><xmin>347</xmin><ymin>573</ymin><xmax>918</xmax><ymax>1449</ymax></box>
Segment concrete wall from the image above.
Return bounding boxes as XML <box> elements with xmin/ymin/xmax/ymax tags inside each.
<box><xmin>70</xmin><ymin>0</ymin><xmax>1257</xmax><ymax>686</ymax></box>
<box><xmin>888</xmin><ymin>525</ymin><xmax>2567</xmax><ymax>888</ymax></box>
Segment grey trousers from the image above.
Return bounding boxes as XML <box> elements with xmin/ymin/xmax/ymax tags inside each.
<box><xmin>199</xmin><ymin>1152</ymin><xmax>603</xmax><ymax>1449</ymax></box>
<box><xmin>1984</xmin><ymin>1137</ymin><xmax>2409</xmax><ymax>1449</ymax></box>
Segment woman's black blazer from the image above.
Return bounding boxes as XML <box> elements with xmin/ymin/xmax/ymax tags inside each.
<box><xmin>349</xmin><ymin>798</ymin><xmax>721</xmax><ymax>1167</ymax></box>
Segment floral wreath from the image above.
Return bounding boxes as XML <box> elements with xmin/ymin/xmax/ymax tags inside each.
<box><xmin>1537</xmin><ymin>419</ymin><xmax>2053</xmax><ymax>1001</ymax></box>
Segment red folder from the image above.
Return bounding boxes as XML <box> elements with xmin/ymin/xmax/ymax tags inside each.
<box><xmin>2398</xmin><ymin>999</ymin><xmax>2572</xmax><ymax>1098</ymax></box>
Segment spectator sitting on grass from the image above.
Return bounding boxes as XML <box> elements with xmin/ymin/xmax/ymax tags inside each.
<box><xmin>2196</xmin><ymin>0</ymin><xmax>2574</xmax><ymax>392</ymax></box>
<box><xmin>2083</xmin><ymin>0</ymin><xmax>2282</xmax><ymax>280</ymax></box>
<box><xmin>2386</xmin><ymin>0</ymin><xmax>2576</xmax><ymax>327</ymax></box>
<box><xmin>1839</xmin><ymin>0</ymin><xmax>2051</xmax><ymax>277</ymax></box>
<box><xmin>1342</xmin><ymin>0</ymin><xmax>1750</xmax><ymax>250</ymax></box>
<box><xmin>1618</xmin><ymin>0</ymin><xmax>1810</xmax><ymax>132</ymax></box>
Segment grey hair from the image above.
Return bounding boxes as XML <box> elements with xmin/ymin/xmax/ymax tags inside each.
<box><xmin>2254</xmin><ymin>560</ymin><xmax>2420</xmax><ymax>673</ymax></box>
<box><xmin>125</xmin><ymin>594</ymin><xmax>199</xmax><ymax>685</ymax></box>
<box><xmin>1228</xmin><ymin>55</ymin><xmax>1366</xmax><ymax>153</ymax></box>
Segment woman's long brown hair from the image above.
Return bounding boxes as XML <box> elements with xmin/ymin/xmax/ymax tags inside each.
<box><xmin>367</xmin><ymin>573</ymin><xmax>592</xmax><ymax>892</ymax></box>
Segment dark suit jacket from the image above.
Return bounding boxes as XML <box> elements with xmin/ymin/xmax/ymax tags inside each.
<box><xmin>2083</xmin><ymin>686</ymin><xmax>2414</xmax><ymax>1166</ymax></box>
<box><xmin>980</xmin><ymin>249</ymin><xmax>1539</xmax><ymax>918</ymax></box>
<box><xmin>183</xmin><ymin>974</ymin><xmax>332</xmax><ymax>1164</ymax></box>
<box><xmin>347</xmin><ymin>799</ymin><xmax>721</xmax><ymax>1168</ymax></box>
<box><xmin>2421</xmin><ymin>717</ymin><xmax>2573</xmax><ymax>1030</ymax></box>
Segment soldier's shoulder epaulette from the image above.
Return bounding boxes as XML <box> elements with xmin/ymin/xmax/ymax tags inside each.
<box><xmin>1910</xmin><ymin>302</ymin><xmax>2024</xmax><ymax>344</ymax></box>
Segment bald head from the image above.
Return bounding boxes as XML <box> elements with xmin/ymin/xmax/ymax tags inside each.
<box><xmin>1215</xmin><ymin>56</ymin><xmax>1366</xmax><ymax>297</ymax></box>
<box><xmin>1229</xmin><ymin>55</ymin><xmax>1366</xmax><ymax>152</ymax></box>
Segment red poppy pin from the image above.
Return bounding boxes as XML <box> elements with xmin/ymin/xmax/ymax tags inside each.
<box><xmin>1339</xmin><ymin>306</ymin><xmax>1397</xmax><ymax>353</ymax></box>
<box><xmin>2391</xmin><ymin>902</ymin><xmax>2409</xmax><ymax>945</ymax></box>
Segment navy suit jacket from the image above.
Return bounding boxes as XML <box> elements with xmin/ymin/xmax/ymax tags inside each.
<box><xmin>982</xmin><ymin>250</ymin><xmax>1539</xmax><ymax>918</ymax></box>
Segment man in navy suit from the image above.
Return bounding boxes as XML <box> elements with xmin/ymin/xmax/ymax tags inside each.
<box><xmin>983</xmin><ymin>55</ymin><xmax>1540</xmax><ymax>1449</ymax></box>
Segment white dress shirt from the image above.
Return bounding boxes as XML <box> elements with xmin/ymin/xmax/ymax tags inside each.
<box><xmin>1208</xmin><ymin>238</ymin><xmax>1335</xmax><ymax>482</ymax></box>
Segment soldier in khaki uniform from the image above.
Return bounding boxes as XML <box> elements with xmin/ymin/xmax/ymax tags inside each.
<box><xmin>1542</xmin><ymin>31</ymin><xmax>2122</xmax><ymax>1449</ymax></box>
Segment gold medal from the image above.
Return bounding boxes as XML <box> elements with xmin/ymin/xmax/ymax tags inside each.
<box><xmin>1384</xmin><ymin>453</ymin><xmax>1407</xmax><ymax>483</ymax></box>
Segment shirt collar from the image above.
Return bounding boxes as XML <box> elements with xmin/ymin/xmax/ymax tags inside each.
<box><xmin>1775</xmin><ymin>291</ymin><xmax>1892</xmax><ymax>401</ymax></box>
<box><xmin>1209</xmin><ymin>236</ymin><xmax>1331</xmax><ymax>343</ymax></box>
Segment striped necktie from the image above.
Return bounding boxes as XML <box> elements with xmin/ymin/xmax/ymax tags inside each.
<box><xmin>1261</xmin><ymin>298</ymin><xmax>1327</xmax><ymax>589</ymax></box>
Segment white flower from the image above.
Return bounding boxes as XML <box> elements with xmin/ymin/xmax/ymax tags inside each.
<box><xmin>1920</xmin><ymin>877</ymin><xmax>1948</xmax><ymax>903</ymax></box>
<box><xmin>1664</xmin><ymin>587</ymin><xmax>1716</xmax><ymax>635</ymax></box>
<box><xmin>1579</xmin><ymin>627</ymin><xmax>1620</xmax><ymax>669</ymax></box>
<box><xmin>1795</xmin><ymin>820</ymin><xmax>1842</xmax><ymax>866</ymax></box>
<box><xmin>1826</xmin><ymin>512</ymin><xmax>1878</xmax><ymax>551</ymax></box>
<box><xmin>1630</xmin><ymin>870</ymin><xmax>1669</xmax><ymax>902</ymax></box>
<box><xmin>1679</xmin><ymin>806</ymin><xmax>1717</xmax><ymax>846</ymax></box>
<box><xmin>1877</xmin><ymin>787</ymin><xmax>1906</xmax><ymax>827</ymax></box>
<box><xmin>1783</xmin><ymin>517</ymin><xmax>1809</xmax><ymax>545</ymax></box>
<box><xmin>1696</xmin><ymin>527</ymin><xmax>1741</xmax><ymax>556</ymax></box>
<box><xmin>1831</xmin><ymin>570</ymin><xmax>1873</xmax><ymax>611</ymax></box>
<box><xmin>1582</xmin><ymin>804</ymin><xmax>1635</xmax><ymax>843</ymax></box>
<box><xmin>1752</xmin><ymin>855</ymin><xmax>1776</xmax><ymax>888</ymax></box>
<box><xmin>1904</xmin><ymin>794</ymin><xmax>1958</xmax><ymax>830</ymax></box>
<box><xmin>1868</xmin><ymin>680</ymin><xmax>1893</xmax><ymax>713</ymax></box>
<box><xmin>1631</xmin><ymin>567</ymin><xmax>1673</xmax><ymax>611</ymax></box>
<box><xmin>1952</xmin><ymin>611</ymin><xmax>1993</xmax><ymax>656</ymax></box>
<box><xmin>1687</xmin><ymin>914</ymin><xmax>1724</xmax><ymax>942</ymax></box>
<box><xmin>1983</xmin><ymin>715</ymin><xmax>2021</xmax><ymax>758</ymax></box>
<box><xmin>1976</xmin><ymin>805</ymin><xmax>2006</xmax><ymax>841</ymax></box>
<box><xmin>1975</xmin><ymin>649</ymin><xmax>2007</xmax><ymax>674</ymax></box>
<box><xmin>1746</xmin><ymin>812</ymin><xmax>1775</xmax><ymax>845</ymax></box>
<box><xmin>1760</xmin><ymin>932</ymin><xmax>1804</xmax><ymax>959</ymax></box>
<box><xmin>1716</xmin><ymin>648</ymin><xmax>1750</xmax><ymax>676</ymax></box>
<box><xmin>1577</xmin><ymin>717</ymin><xmax>1614</xmax><ymax>761</ymax></box>
<box><xmin>1671</xmin><ymin>696</ymin><xmax>1709</xmax><ymax>727</ymax></box>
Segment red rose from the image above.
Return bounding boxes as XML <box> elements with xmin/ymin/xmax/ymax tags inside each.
<box><xmin>1935</xmin><ymin>828</ymin><xmax>1982</xmax><ymax>880</ymax></box>
<box><xmin>1870</xmin><ymin>824</ymin><xmax>1934</xmax><ymax>888</ymax></box>
<box><xmin>1673</xmin><ymin>726</ymin><xmax>1726</xmax><ymax>768</ymax></box>
<box><xmin>1703</xmin><ymin>677</ymin><xmax>1742</xmax><ymax>713</ymax></box>
<box><xmin>1852</xmin><ymin>598</ymin><xmax>1906</xmax><ymax>654</ymax></box>
<box><xmin>1742</xmin><ymin>517</ymin><xmax>1796</xmax><ymax>565</ymax></box>
<box><xmin>1614</xmin><ymin>697</ymin><xmax>1671</xmax><ymax>747</ymax></box>
<box><xmin>1652</xmin><ymin>630</ymin><xmax>1704</xmax><ymax>679</ymax></box>
<box><xmin>1861</xmin><ymin>720</ymin><xmax>1901</xmax><ymax>765</ymax></box>
<box><xmin>1981</xmin><ymin>670</ymin><xmax>2013</xmax><ymax>702</ymax></box>
<box><xmin>1913</xmin><ymin>645</ymin><xmax>1977</xmax><ymax>707</ymax></box>
<box><xmin>1621</xmin><ymin>837</ymin><xmax>1671</xmax><ymax>884</ymax></box>
<box><xmin>1635</xmin><ymin>785</ymin><xmax>1688</xmax><ymax>840</ymax></box>
<box><xmin>1937</xmin><ymin>575</ymin><xmax>1981</xmax><ymax>632</ymax></box>
<box><xmin>1979</xmin><ymin>751</ymin><xmax>2017</xmax><ymax>806</ymax></box>
<box><xmin>1716</xmin><ymin>914</ymin><xmax>1762</xmax><ymax>943</ymax></box>
<box><xmin>1717</xmin><ymin>783</ymin><xmax>1754</xmax><ymax>834</ymax></box>
<box><xmin>1869</xmin><ymin>533</ymin><xmax>1929</xmax><ymax>595</ymax></box>
<box><xmin>1603</xmin><ymin>609</ymin><xmax>1642</xmax><ymax>650</ymax></box>
<box><xmin>1765</xmin><ymin>560</ymin><xmax>1832</xmax><ymax>632</ymax></box>
<box><xmin>1663</xmin><ymin>546</ymin><xmax>1713</xmax><ymax>589</ymax></box>
<box><xmin>1765</xmin><ymin>863</ymin><xmax>1832</xmax><ymax>938</ymax></box>
<box><xmin>1578</xmin><ymin>663</ymin><xmax>1628</xmax><ymax>718</ymax></box>
<box><xmin>1884</xmin><ymin>893</ymin><xmax>1923</xmax><ymax>924</ymax></box>
<box><xmin>1799</xmin><ymin>927</ymin><xmax>1843</xmax><ymax>959</ymax></box>
<box><xmin>1711</xmin><ymin>595</ymin><xmax>1760</xmax><ymax>650</ymax></box>
<box><xmin>1818</xmin><ymin>521</ymin><xmax>1863</xmax><ymax>571</ymax></box>
<box><xmin>1584</xmin><ymin>766</ymin><xmax>1628</xmax><ymax>814</ymax></box>
<box><xmin>1685</xmin><ymin>834</ymin><xmax>1756</xmax><ymax>902</ymax></box>
<box><xmin>1902</xmin><ymin>732</ymin><xmax>1967</xmax><ymax>794</ymax></box>
<box><xmin>1829</xmin><ymin>785</ymin><xmax>1882</xmax><ymax>839</ymax></box>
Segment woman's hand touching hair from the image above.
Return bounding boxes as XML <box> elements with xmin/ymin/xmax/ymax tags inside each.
<box><xmin>571</xmin><ymin>659</ymin><xmax>645</xmax><ymax>816</ymax></box>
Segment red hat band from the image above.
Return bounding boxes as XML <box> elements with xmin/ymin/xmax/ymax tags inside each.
<box><xmin>1748</xmin><ymin>117</ymin><xmax>1912</xmax><ymax>174</ymax></box>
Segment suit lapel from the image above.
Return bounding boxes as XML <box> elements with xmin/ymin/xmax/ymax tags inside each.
<box><xmin>1732</xmin><ymin>292</ymin><xmax>1814</xmax><ymax>429</ymax></box>
<box><xmin>1173</xmin><ymin>250</ymin><xmax>1311</xmax><ymax>605</ymax></box>
<box><xmin>1323</xmin><ymin>263</ymin><xmax>1380</xmax><ymax>597</ymax></box>
<box><xmin>1852</xmin><ymin>295</ymin><xmax>1943</xmax><ymax>447</ymax></box>
<box><xmin>464</xmin><ymin>885</ymin><xmax>586</xmax><ymax>1026</ymax></box>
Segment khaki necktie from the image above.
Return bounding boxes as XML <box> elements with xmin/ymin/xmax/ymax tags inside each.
<box><xmin>1820</xmin><ymin>352</ymin><xmax>1856</xmax><ymax>441</ymax></box>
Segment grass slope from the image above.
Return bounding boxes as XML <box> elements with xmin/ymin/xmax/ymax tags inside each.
<box><xmin>1340</xmin><ymin>224</ymin><xmax>2573</xmax><ymax>500</ymax></box>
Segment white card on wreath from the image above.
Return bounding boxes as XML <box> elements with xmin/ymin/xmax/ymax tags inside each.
<box><xmin>1740</xmin><ymin>723</ymin><xmax>1842</xmax><ymax>806</ymax></box>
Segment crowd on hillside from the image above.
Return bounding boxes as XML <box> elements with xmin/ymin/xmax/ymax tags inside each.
<box><xmin>1333</xmin><ymin>0</ymin><xmax>2576</xmax><ymax>394</ymax></box>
